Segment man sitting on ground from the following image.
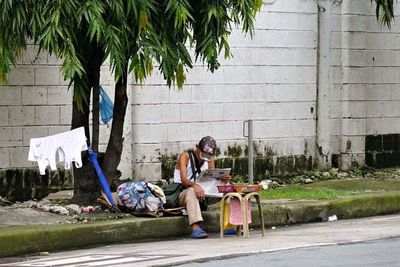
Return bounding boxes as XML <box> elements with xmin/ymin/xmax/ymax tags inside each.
<box><xmin>173</xmin><ymin>136</ymin><xmax>227</xmax><ymax>238</ymax></box>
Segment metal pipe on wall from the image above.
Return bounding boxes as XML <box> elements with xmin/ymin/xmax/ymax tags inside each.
<box><xmin>243</xmin><ymin>120</ymin><xmax>254</xmax><ymax>184</ymax></box>
<box><xmin>248</xmin><ymin>120</ymin><xmax>254</xmax><ymax>184</ymax></box>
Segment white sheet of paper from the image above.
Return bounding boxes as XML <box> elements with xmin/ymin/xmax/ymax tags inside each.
<box><xmin>196</xmin><ymin>168</ymin><xmax>231</xmax><ymax>198</ymax></box>
<box><xmin>197</xmin><ymin>168</ymin><xmax>231</xmax><ymax>180</ymax></box>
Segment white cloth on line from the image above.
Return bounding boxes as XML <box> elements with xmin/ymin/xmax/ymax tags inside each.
<box><xmin>28</xmin><ymin>127</ymin><xmax>88</xmax><ymax>175</ymax></box>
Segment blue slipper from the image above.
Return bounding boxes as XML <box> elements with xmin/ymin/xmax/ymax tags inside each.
<box><xmin>191</xmin><ymin>228</ymin><xmax>208</xmax><ymax>239</ymax></box>
<box><xmin>224</xmin><ymin>228</ymin><xmax>237</xmax><ymax>235</ymax></box>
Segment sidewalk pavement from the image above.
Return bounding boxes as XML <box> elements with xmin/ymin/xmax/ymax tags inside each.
<box><xmin>1</xmin><ymin>191</ymin><xmax>400</xmax><ymax>258</ymax></box>
<box><xmin>2</xmin><ymin>214</ymin><xmax>399</xmax><ymax>267</ymax></box>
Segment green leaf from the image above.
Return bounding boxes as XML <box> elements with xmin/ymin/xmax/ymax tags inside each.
<box><xmin>175</xmin><ymin>62</ymin><xmax>185</xmax><ymax>88</ymax></box>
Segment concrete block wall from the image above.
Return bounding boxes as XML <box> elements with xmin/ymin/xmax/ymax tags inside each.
<box><xmin>0</xmin><ymin>45</ymin><xmax>77</xmax><ymax>200</ymax></box>
<box><xmin>340</xmin><ymin>1</ymin><xmax>368</xmax><ymax>168</ymax></box>
<box><xmin>363</xmin><ymin>4</ymin><xmax>400</xmax><ymax>168</ymax></box>
<box><xmin>2</xmin><ymin>0</ymin><xmax>400</xmax><ymax>184</ymax></box>
<box><xmin>131</xmin><ymin>0</ymin><xmax>319</xmax><ymax>180</ymax></box>
<box><xmin>335</xmin><ymin>0</ymin><xmax>400</xmax><ymax>168</ymax></box>
<box><xmin>0</xmin><ymin>46</ymin><xmax>119</xmax><ymax>175</ymax></box>
<box><xmin>365</xmin><ymin>9</ymin><xmax>400</xmax><ymax>136</ymax></box>
<box><xmin>328</xmin><ymin>1</ymin><xmax>368</xmax><ymax>168</ymax></box>
<box><xmin>0</xmin><ymin>45</ymin><xmax>73</xmax><ymax>170</ymax></box>
<box><xmin>329</xmin><ymin>3</ymin><xmax>343</xmax><ymax>158</ymax></box>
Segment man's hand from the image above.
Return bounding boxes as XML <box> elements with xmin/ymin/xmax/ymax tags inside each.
<box><xmin>193</xmin><ymin>183</ymin><xmax>205</xmax><ymax>200</ymax></box>
<box><xmin>221</xmin><ymin>176</ymin><xmax>231</xmax><ymax>183</ymax></box>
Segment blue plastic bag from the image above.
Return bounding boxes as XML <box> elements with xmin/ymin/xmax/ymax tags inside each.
<box><xmin>99</xmin><ymin>86</ymin><xmax>113</xmax><ymax>124</ymax></box>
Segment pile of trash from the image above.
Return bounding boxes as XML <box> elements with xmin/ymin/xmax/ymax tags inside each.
<box><xmin>0</xmin><ymin>196</ymin><xmax>12</xmax><ymax>206</ymax></box>
<box><xmin>10</xmin><ymin>198</ymin><xmax>98</xmax><ymax>216</ymax></box>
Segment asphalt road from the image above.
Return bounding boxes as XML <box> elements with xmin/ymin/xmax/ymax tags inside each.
<box><xmin>181</xmin><ymin>238</ymin><xmax>400</xmax><ymax>267</ymax></box>
<box><xmin>1</xmin><ymin>214</ymin><xmax>400</xmax><ymax>267</ymax></box>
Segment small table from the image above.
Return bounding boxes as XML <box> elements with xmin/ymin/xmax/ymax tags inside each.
<box><xmin>219</xmin><ymin>191</ymin><xmax>265</xmax><ymax>238</ymax></box>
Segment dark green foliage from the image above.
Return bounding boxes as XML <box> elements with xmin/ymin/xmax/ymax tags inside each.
<box><xmin>0</xmin><ymin>0</ymin><xmax>262</xmax><ymax>94</ymax></box>
<box><xmin>0</xmin><ymin>0</ymin><xmax>262</xmax><ymax>200</ymax></box>
<box><xmin>372</xmin><ymin>0</ymin><xmax>395</xmax><ymax>28</ymax></box>
<box><xmin>226</xmin><ymin>144</ymin><xmax>243</xmax><ymax>158</ymax></box>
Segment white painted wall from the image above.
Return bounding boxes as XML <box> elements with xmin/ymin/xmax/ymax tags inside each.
<box><xmin>1</xmin><ymin>0</ymin><xmax>400</xmax><ymax>178</ymax></box>
<box><xmin>0</xmin><ymin>45</ymin><xmax>118</xmax><ymax>171</ymax></box>
<box><xmin>0</xmin><ymin>44</ymin><xmax>71</xmax><ymax>170</ymax></box>
<box><xmin>334</xmin><ymin>0</ymin><xmax>400</xmax><ymax>168</ymax></box>
<box><xmin>131</xmin><ymin>0</ymin><xmax>318</xmax><ymax>179</ymax></box>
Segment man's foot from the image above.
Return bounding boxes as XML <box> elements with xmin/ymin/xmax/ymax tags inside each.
<box><xmin>191</xmin><ymin>228</ymin><xmax>208</xmax><ymax>239</ymax></box>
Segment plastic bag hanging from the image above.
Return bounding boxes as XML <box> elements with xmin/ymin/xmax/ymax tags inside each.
<box><xmin>99</xmin><ymin>85</ymin><xmax>114</xmax><ymax>124</ymax></box>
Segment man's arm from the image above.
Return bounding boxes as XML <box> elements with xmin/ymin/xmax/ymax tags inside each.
<box><xmin>178</xmin><ymin>152</ymin><xmax>205</xmax><ymax>199</ymax></box>
<box><xmin>208</xmin><ymin>159</ymin><xmax>215</xmax><ymax>169</ymax></box>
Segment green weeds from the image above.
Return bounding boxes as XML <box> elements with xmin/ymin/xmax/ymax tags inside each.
<box><xmin>259</xmin><ymin>179</ymin><xmax>400</xmax><ymax>200</ymax></box>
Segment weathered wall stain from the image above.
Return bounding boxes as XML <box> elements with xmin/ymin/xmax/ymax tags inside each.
<box><xmin>159</xmin><ymin>144</ymin><xmax>315</xmax><ymax>183</ymax></box>
<box><xmin>0</xmin><ymin>169</ymin><xmax>73</xmax><ymax>201</ymax></box>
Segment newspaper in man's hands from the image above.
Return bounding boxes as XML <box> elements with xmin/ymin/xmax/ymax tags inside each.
<box><xmin>196</xmin><ymin>168</ymin><xmax>231</xmax><ymax>197</ymax></box>
<box><xmin>196</xmin><ymin>168</ymin><xmax>231</xmax><ymax>180</ymax></box>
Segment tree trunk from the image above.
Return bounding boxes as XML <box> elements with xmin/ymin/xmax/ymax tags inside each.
<box><xmin>91</xmin><ymin>46</ymin><xmax>102</xmax><ymax>153</ymax></box>
<box><xmin>92</xmin><ymin>79</ymin><xmax>100</xmax><ymax>152</ymax></box>
<box><xmin>71</xmin><ymin>79</ymin><xmax>91</xmax><ymax>144</ymax></box>
<box><xmin>71</xmin><ymin>43</ymin><xmax>104</xmax><ymax>204</ymax></box>
<box><xmin>102</xmin><ymin>65</ymin><xmax>128</xmax><ymax>190</ymax></box>
<box><xmin>70</xmin><ymin>79</ymin><xmax>101</xmax><ymax>204</ymax></box>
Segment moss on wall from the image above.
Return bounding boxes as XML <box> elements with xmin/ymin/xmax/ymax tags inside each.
<box><xmin>159</xmin><ymin>154</ymin><xmax>178</xmax><ymax>183</ymax></box>
<box><xmin>0</xmin><ymin>169</ymin><xmax>73</xmax><ymax>202</ymax></box>
<box><xmin>225</xmin><ymin>144</ymin><xmax>243</xmax><ymax>157</ymax></box>
<box><xmin>244</xmin><ymin>143</ymin><xmax>263</xmax><ymax>158</ymax></box>
<box><xmin>365</xmin><ymin>134</ymin><xmax>400</xmax><ymax>168</ymax></box>
<box><xmin>159</xmin><ymin>143</ymin><xmax>315</xmax><ymax>183</ymax></box>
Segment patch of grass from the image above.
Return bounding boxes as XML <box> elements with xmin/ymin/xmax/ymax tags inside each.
<box><xmin>259</xmin><ymin>179</ymin><xmax>400</xmax><ymax>200</ymax></box>
<box><xmin>349</xmin><ymin>167</ymin><xmax>363</xmax><ymax>176</ymax></box>
<box><xmin>259</xmin><ymin>186</ymin><xmax>359</xmax><ymax>200</ymax></box>
<box><xmin>307</xmin><ymin>179</ymin><xmax>400</xmax><ymax>191</ymax></box>
<box><xmin>55</xmin><ymin>198</ymin><xmax>71</xmax><ymax>205</ymax></box>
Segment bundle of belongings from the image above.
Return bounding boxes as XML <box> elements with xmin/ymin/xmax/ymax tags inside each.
<box><xmin>97</xmin><ymin>180</ymin><xmax>184</xmax><ymax>217</ymax></box>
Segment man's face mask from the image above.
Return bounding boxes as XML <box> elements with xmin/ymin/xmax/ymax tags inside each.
<box><xmin>200</xmin><ymin>151</ymin><xmax>212</xmax><ymax>162</ymax></box>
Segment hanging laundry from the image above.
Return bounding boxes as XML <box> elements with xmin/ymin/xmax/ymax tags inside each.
<box><xmin>28</xmin><ymin>127</ymin><xmax>88</xmax><ymax>175</ymax></box>
<box><xmin>99</xmin><ymin>85</ymin><xmax>114</xmax><ymax>125</ymax></box>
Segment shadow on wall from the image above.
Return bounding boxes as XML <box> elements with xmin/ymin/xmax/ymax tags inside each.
<box><xmin>366</xmin><ymin>134</ymin><xmax>400</xmax><ymax>168</ymax></box>
<box><xmin>159</xmin><ymin>144</ymin><xmax>315</xmax><ymax>184</ymax></box>
<box><xmin>0</xmin><ymin>169</ymin><xmax>73</xmax><ymax>202</ymax></box>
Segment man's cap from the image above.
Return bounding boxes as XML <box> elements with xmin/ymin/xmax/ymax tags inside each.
<box><xmin>199</xmin><ymin>136</ymin><xmax>216</xmax><ymax>155</ymax></box>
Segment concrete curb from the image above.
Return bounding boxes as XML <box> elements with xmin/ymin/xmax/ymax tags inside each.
<box><xmin>1</xmin><ymin>192</ymin><xmax>400</xmax><ymax>258</ymax></box>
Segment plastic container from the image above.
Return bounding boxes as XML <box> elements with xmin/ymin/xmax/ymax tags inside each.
<box><xmin>234</xmin><ymin>184</ymin><xmax>262</xmax><ymax>193</ymax></box>
<box><xmin>217</xmin><ymin>184</ymin><xmax>236</xmax><ymax>193</ymax></box>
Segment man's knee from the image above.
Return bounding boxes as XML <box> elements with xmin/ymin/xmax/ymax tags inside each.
<box><xmin>185</xmin><ymin>187</ymin><xmax>196</xmax><ymax>198</ymax></box>
<box><xmin>185</xmin><ymin>187</ymin><xmax>200</xmax><ymax>203</ymax></box>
